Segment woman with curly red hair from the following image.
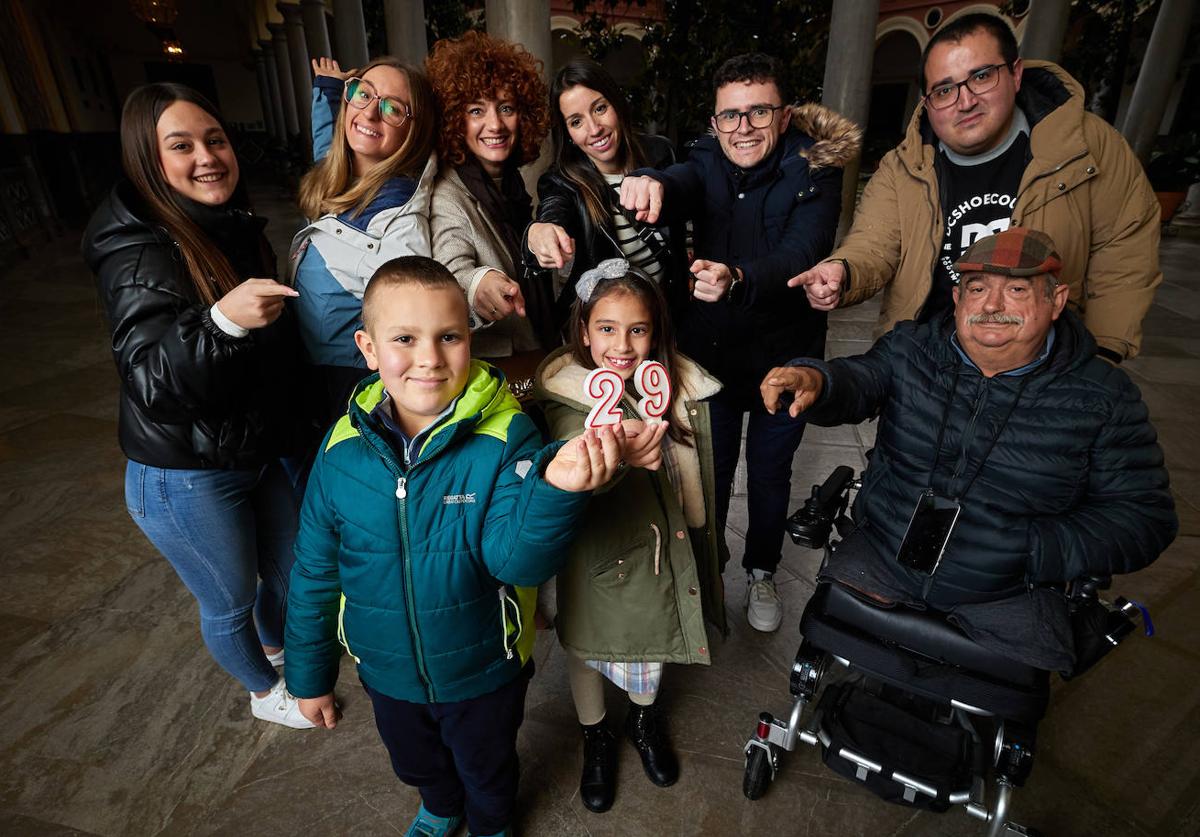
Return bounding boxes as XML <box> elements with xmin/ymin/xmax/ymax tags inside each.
<box><xmin>427</xmin><ymin>31</ymin><xmax>556</xmax><ymax>360</ymax></box>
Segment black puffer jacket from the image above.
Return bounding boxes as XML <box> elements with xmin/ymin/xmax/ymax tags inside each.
<box><xmin>524</xmin><ymin>134</ymin><xmax>689</xmax><ymax>332</ymax></box>
<box><xmin>641</xmin><ymin>105</ymin><xmax>861</xmax><ymax>404</ymax></box>
<box><xmin>793</xmin><ymin>310</ymin><xmax>1177</xmax><ymax>607</ymax></box>
<box><xmin>82</xmin><ymin>182</ymin><xmax>306</xmax><ymax>470</ymax></box>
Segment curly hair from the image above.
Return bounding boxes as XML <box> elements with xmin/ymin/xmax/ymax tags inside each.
<box><xmin>426</xmin><ymin>30</ymin><xmax>549</xmax><ymax>167</ymax></box>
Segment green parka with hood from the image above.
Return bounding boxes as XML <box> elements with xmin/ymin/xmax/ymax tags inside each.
<box><xmin>534</xmin><ymin>348</ymin><xmax>727</xmax><ymax>665</ymax></box>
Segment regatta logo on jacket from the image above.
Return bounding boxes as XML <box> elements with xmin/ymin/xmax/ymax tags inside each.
<box><xmin>443</xmin><ymin>492</ymin><xmax>477</xmax><ymax>505</ymax></box>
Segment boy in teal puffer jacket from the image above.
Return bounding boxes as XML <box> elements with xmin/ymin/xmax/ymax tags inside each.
<box><xmin>285</xmin><ymin>256</ymin><xmax>640</xmax><ymax>837</ymax></box>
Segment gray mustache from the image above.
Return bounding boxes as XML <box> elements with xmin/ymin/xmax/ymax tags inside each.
<box><xmin>968</xmin><ymin>313</ymin><xmax>1024</xmax><ymax>325</ymax></box>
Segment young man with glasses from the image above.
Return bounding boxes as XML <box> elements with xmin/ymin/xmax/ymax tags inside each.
<box><xmin>619</xmin><ymin>53</ymin><xmax>861</xmax><ymax>632</ymax></box>
<box><xmin>793</xmin><ymin>13</ymin><xmax>1162</xmax><ymax>365</ymax></box>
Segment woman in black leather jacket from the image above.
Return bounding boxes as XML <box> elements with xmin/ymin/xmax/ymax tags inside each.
<box><xmin>82</xmin><ymin>83</ymin><xmax>312</xmax><ymax>729</ymax></box>
<box><xmin>524</xmin><ymin>59</ymin><xmax>689</xmax><ymax>335</ymax></box>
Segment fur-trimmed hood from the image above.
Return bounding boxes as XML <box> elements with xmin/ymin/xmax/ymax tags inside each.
<box><xmin>790</xmin><ymin>102</ymin><xmax>863</xmax><ymax>170</ymax></box>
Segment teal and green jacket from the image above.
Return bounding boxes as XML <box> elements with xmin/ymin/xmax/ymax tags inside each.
<box><xmin>285</xmin><ymin>361</ymin><xmax>589</xmax><ymax>703</ymax></box>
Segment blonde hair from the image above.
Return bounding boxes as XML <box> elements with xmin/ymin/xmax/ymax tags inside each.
<box><xmin>298</xmin><ymin>58</ymin><xmax>437</xmax><ymax>221</ymax></box>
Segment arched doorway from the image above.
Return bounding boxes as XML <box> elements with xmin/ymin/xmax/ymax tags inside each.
<box><xmin>865</xmin><ymin>29</ymin><xmax>923</xmax><ymax>169</ymax></box>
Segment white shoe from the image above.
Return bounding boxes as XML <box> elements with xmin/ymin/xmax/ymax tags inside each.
<box><xmin>250</xmin><ymin>678</ymin><xmax>316</xmax><ymax>729</ymax></box>
<box><xmin>746</xmin><ymin>573</ymin><xmax>783</xmax><ymax>632</ymax></box>
<box><xmin>265</xmin><ymin>648</ymin><xmax>285</xmax><ymax>668</ymax></box>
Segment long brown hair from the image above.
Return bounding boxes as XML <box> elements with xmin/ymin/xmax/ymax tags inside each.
<box><xmin>297</xmin><ymin>58</ymin><xmax>436</xmax><ymax>221</ymax></box>
<box><xmin>567</xmin><ymin>269</ymin><xmax>693</xmax><ymax>446</ymax></box>
<box><xmin>120</xmin><ymin>83</ymin><xmax>241</xmax><ymax>306</ymax></box>
<box><xmin>550</xmin><ymin>59</ymin><xmax>648</xmax><ymax>232</ymax></box>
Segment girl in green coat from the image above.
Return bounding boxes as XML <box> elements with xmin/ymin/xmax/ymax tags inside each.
<box><xmin>533</xmin><ymin>258</ymin><xmax>727</xmax><ymax>814</ymax></box>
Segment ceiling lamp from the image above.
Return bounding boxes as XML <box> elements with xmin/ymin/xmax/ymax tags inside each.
<box><xmin>129</xmin><ymin>0</ymin><xmax>186</xmax><ymax>60</ymax></box>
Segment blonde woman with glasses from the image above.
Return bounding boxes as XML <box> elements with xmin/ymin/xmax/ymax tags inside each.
<box><xmin>291</xmin><ymin>57</ymin><xmax>438</xmax><ymax>426</ymax></box>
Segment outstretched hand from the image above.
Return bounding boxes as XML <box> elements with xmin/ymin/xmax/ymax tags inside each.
<box><xmin>216</xmin><ymin>278</ymin><xmax>299</xmax><ymax>330</ymax></box>
<box><xmin>311</xmin><ymin>57</ymin><xmax>353</xmax><ymax>81</ymax></box>
<box><xmin>690</xmin><ymin>259</ymin><xmax>734</xmax><ymax>302</ymax></box>
<box><xmin>760</xmin><ymin>366</ymin><xmax>824</xmax><ymax>418</ymax></box>
<box><xmin>544</xmin><ymin>424</ymin><xmax>628</xmax><ymax>492</ymax></box>
<box><xmin>788</xmin><ymin>261</ymin><xmax>845</xmax><ymax>311</ymax></box>
<box><xmin>475</xmin><ymin>271</ymin><xmax>527</xmax><ymax>321</ymax></box>
<box><xmin>619</xmin><ymin>418</ymin><xmax>669</xmax><ymax>470</ymax></box>
<box><xmin>618</xmin><ymin>175</ymin><xmax>664</xmax><ymax>224</ymax></box>
<box><xmin>527</xmin><ymin>223</ymin><xmax>575</xmax><ymax>270</ymax></box>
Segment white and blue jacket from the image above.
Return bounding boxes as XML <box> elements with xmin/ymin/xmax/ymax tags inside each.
<box><xmin>289</xmin><ymin>77</ymin><xmax>438</xmax><ymax>368</ymax></box>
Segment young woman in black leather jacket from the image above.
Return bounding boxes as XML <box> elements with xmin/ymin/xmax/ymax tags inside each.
<box><xmin>524</xmin><ymin>59</ymin><xmax>689</xmax><ymax>336</ymax></box>
<box><xmin>82</xmin><ymin>83</ymin><xmax>311</xmax><ymax>729</ymax></box>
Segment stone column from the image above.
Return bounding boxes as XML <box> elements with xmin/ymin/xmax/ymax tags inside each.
<box><xmin>267</xmin><ymin>23</ymin><xmax>300</xmax><ymax>137</ymax></box>
<box><xmin>1019</xmin><ymin>0</ymin><xmax>1071</xmax><ymax>62</ymax></box>
<box><xmin>821</xmin><ymin>0</ymin><xmax>880</xmax><ymax>239</ymax></box>
<box><xmin>332</xmin><ymin>0</ymin><xmax>370</xmax><ymax>68</ymax></box>
<box><xmin>485</xmin><ymin>0</ymin><xmax>554</xmax><ymax>192</ymax></box>
<box><xmin>300</xmin><ymin>0</ymin><xmax>333</xmax><ymax>61</ymax></box>
<box><xmin>259</xmin><ymin>37</ymin><xmax>290</xmax><ymax>144</ymax></box>
<box><xmin>279</xmin><ymin>2</ymin><xmax>313</xmax><ymax>153</ymax></box>
<box><xmin>1121</xmin><ymin>0</ymin><xmax>1196</xmax><ymax>162</ymax></box>
<box><xmin>485</xmin><ymin>0</ymin><xmax>550</xmax><ymax>75</ymax></box>
<box><xmin>383</xmin><ymin>0</ymin><xmax>427</xmax><ymax>65</ymax></box>
<box><xmin>252</xmin><ymin>48</ymin><xmax>279</xmax><ymax>142</ymax></box>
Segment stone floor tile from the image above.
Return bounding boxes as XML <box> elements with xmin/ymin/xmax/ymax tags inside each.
<box><xmin>0</xmin><ymin>191</ymin><xmax>1194</xmax><ymax>837</ymax></box>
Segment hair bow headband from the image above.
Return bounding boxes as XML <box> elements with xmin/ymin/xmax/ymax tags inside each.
<box><xmin>575</xmin><ymin>258</ymin><xmax>632</xmax><ymax>304</ymax></box>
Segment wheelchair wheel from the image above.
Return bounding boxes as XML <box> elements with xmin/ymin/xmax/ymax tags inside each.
<box><xmin>743</xmin><ymin>744</ymin><xmax>774</xmax><ymax>800</ymax></box>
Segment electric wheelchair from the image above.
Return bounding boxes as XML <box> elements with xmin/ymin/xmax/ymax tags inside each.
<box><xmin>741</xmin><ymin>467</ymin><xmax>1148</xmax><ymax>837</ymax></box>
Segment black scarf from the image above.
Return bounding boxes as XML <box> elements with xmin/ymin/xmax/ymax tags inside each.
<box><xmin>455</xmin><ymin>158</ymin><xmax>558</xmax><ymax>347</ymax></box>
<box><xmin>177</xmin><ymin>193</ymin><xmax>275</xmax><ymax>281</ymax></box>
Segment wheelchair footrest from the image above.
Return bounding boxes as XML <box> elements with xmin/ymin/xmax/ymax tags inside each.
<box><xmin>816</xmin><ymin>682</ymin><xmax>976</xmax><ymax>812</ymax></box>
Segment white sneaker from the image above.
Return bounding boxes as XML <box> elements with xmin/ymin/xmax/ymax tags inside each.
<box><xmin>250</xmin><ymin>678</ymin><xmax>316</xmax><ymax>729</ymax></box>
<box><xmin>746</xmin><ymin>572</ymin><xmax>783</xmax><ymax>632</ymax></box>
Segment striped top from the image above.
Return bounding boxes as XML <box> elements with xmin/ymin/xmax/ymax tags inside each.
<box><xmin>604</xmin><ymin>173</ymin><xmax>665</xmax><ymax>282</ymax></box>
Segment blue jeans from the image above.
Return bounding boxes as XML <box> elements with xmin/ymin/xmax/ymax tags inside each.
<box><xmin>125</xmin><ymin>461</ymin><xmax>299</xmax><ymax>692</ymax></box>
<box><xmin>709</xmin><ymin>393</ymin><xmax>807</xmax><ymax>574</ymax></box>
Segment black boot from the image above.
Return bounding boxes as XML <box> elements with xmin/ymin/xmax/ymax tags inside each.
<box><xmin>579</xmin><ymin>720</ymin><xmax>617</xmax><ymax>813</ymax></box>
<box><xmin>624</xmin><ymin>702</ymin><xmax>679</xmax><ymax>787</ymax></box>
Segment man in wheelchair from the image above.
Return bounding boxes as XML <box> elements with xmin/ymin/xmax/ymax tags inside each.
<box><xmin>744</xmin><ymin>227</ymin><xmax>1177</xmax><ymax>833</ymax></box>
<box><xmin>760</xmin><ymin>226</ymin><xmax>1178</xmax><ymax>673</ymax></box>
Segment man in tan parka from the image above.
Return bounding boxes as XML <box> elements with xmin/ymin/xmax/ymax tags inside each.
<box><xmin>794</xmin><ymin>12</ymin><xmax>1161</xmax><ymax>363</ymax></box>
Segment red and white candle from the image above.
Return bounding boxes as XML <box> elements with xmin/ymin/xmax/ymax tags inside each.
<box><xmin>635</xmin><ymin>360</ymin><xmax>671</xmax><ymax>423</ymax></box>
<box><xmin>583</xmin><ymin>367</ymin><xmax>625</xmax><ymax>428</ymax></box>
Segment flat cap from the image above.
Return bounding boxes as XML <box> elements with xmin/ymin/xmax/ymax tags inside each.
<box><xmin>953</xmin><ymin>226</ymin><xmax>1063</xmax><ymax>280</ymax></box>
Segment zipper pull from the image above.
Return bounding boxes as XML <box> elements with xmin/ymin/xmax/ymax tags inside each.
<box><xmin>395</xmin><ymin>477</ymin><xmax>407</xmax><ymax>500</ymax></box>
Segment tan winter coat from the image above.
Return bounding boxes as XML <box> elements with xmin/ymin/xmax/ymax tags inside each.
<box><xmin>430</xmin><ymin>168</ymin><xmax>540</xmax><ymax>358</ymax></box>
<box><xmin>831</xmin><ymin>61</ymin><xmax>1161</xmax><ymax>361</ymax></box>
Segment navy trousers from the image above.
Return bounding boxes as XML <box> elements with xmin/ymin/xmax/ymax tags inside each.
<box><xmin>709</xmin><ymin>391</ymin><xmax>808</xmax><ymax>574</ymax></box>
<box><xmin>363</xmin><ymin>663</ymin><xmax>533</xmax><ymax>835</ymax></box>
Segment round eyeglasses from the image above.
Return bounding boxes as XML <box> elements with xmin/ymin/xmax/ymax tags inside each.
<box><xmin>713</xmin><ymin>105</ymin><xmax>784</xmax><ymax>133</ymax></box>
<box><xmin>343</xmin><ymin>77</ymin><xmax>412</xmax><ymax>127</ymax></box>
<box><xmin>924</xmin><ymin>63</ymin><xmax>1011</xmax><ymax>110</ymax></box>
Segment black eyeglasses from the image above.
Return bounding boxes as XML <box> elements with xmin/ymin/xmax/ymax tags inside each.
<box><xmin>713</xmin><ymin>105</ymin><xmax>784</xmax><ymax>133</ymax></box>
<box><xmin>924</xmin><ymin>63</ymin><xmax>1012</xmax><ymax>110</ymax></box>
<box><xmin>343</xmin><ymin>77</ymin><xmax>412</xmax><ymax>127</ymax></box>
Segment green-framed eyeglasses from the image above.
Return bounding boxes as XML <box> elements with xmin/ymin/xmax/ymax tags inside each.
<box><xmin>343</xmin><ymin>77</ymin><xmax>412</xmax><ymax>127</ymax></box>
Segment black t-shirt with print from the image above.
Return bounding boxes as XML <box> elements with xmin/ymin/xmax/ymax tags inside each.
<box><xmin>919</xmin><ymin>131</ymin><xmax>1030</xmax><ymax>322</ymax></box>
